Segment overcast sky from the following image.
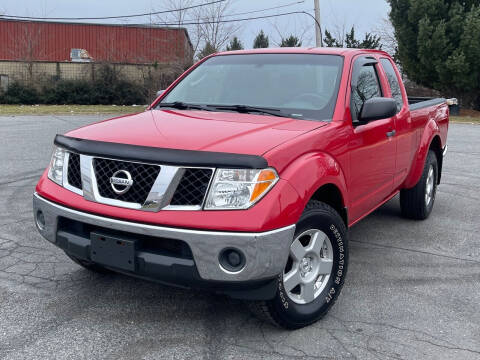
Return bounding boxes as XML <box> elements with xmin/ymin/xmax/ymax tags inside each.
<box><xmin>0</xmin><ymin>0</ymin><xmax>390</xmax><ymax>49</ymax></box>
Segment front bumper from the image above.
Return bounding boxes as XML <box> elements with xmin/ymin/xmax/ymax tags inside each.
<box><xmin>33</xmin><ymin>193</ymin><xmax>295</xmax><ymax>296</ymax></box>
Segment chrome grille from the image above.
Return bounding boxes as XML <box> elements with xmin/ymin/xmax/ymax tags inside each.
<box><xmin>93</xmin><ymin>158</ymin><xmax>160</xmax><ymax>204</ymax></box>
<box><xmin>63</xmin><ymin>153</ymin><xmax>214</xmax><ymax>210</ymax></box>
<box><xmin>67</xmin><ymin>153</ymin><xmax>82</xmax><ymax>190</ymax></box>
<box><xmin>170</xmin><ymin>168</ymin><xmax>213</xmax><ymax>206</ymax></box>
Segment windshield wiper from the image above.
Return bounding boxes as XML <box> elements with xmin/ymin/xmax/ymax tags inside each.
<box><xmin>158</xmin><ymin>102</ymin><xmax>295</xmax><ymax>118</ymax></box>
<box><xmin>207</xmin><ymin>104</ymin><xmax>292</xmax><ymax>118</ymax></box>
<box><xmin>157</xmin><ymin>102</ymin><xmax>212</xmax><ymax>111</ymax></box>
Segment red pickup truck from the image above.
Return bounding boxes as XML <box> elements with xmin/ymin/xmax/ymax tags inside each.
<box><xmin>33</xmin><ymin>48</ymin><xmax>449</xmax><ymax>329</ymax></box>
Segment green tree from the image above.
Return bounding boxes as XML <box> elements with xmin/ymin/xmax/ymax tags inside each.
<box><xmin>253</xmin><ymin>30</ymin><xmax>269</xmax><ymax>48</ymax></box>
<box><xmin>197</xmin><ymin>42</ymin><xmax>218</xmax><ymax>60</ymax></box>
<box><xmin>280</xmin><ymin>35</ymin><xmax>302</xmax><ymax>47</ymax></box>
<box><xmin>344</xmin><ymin>27</ymin><xmax>360</xmax><ymax>48</ymax></box>
<box><xmin>360</xmin><ymin>32</ymin><xmax>382</xmax><ymax>50</ymax></box>
<box><xmin>226</xmin><ymin>36</ymin><xmax>244</xmax><ymax>51</ymax></box>
<box><xmin>323</xmin><ymin>26</ymin><xmax>382</xmax><ymax>49</ymax></box>
<box><xmin>388</xmin><ymin>0</ymin><xmax>480</xmax><ymax>109</ymax></box>
<box><xmin>323</xmin><ymin>30</ymin><xmax>342</xmax><ymax>47</ymax></box>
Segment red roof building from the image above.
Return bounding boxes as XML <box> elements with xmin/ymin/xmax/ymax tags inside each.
<box><xmin>0</xmin><ymin>19</ymin><xmax>193</xmax><ymax>64</ymax></box>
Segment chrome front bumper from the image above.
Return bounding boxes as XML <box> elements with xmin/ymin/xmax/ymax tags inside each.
<box><xmin>33</xmin><ymin>193</ymin><xmax>295</xmax><ymax>282</ymax></box>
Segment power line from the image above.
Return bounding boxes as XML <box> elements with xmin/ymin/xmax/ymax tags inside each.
<box><xmin>0</xmin><ymin>1</ymin><xmax>306</xmax><ymax>24</ymax></box>
<box><xmin>152</xmin><ymin>1</ymin><xmax>305</xmax><ymax>25</ymax></box>
<box><xmin>194</xmin><ymin>10</ymin><xmax>315</xmax><ymax>26</ymax></box>
<box><xmin>212</xmin><ymin>1</ymin><xmax>305</xmax><ymax>18</ymax></box>
<box><xmin>0</xmin><ymin>0</ymin><xmax>226</xmax><ymax>20</ymax></box>
<box><xmin>0</xmin><ymin>6</ymin><xmax>321</xmax><ymax>44</ymax></box>
<box><xmin>134</xmin><ymin>10</ymin><xmax>316</xmax><ymax>27</ymax></box>
<box><xmin>0</xmin><ymin>9</ymin><xmax>316</xmax><ymax>32</ymax></box>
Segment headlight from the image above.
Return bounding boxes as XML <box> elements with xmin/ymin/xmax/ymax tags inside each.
<box><xmin>204</xmin><ymin>168</ymin><xmax>279</xmax><ymax>210</ymax></box>
<box><xmin>47</xmin><ymin>146</ymin><xmax>66</xmax><ymax>186</ymax></box>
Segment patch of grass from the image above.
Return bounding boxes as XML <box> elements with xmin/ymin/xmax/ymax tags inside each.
<box><xmin>1</xmin><ymin>104</ymin><xmax>479</xmax><ymax>124</ymax></box>
<box><xmin>450</xmin><ymin>116</ymin><xmax>480</xmax><ymax>124</ymax></box>
<box><xmin>0</xmin><ymin>104</ymin><xmax>148</xmax><ymax>116</ymax></box>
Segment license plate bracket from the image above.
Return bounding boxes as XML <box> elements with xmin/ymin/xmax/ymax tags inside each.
<box><xmin>90</xmin><ymin>232</ymin><xmax>136</xmax><ymax>271</ymax></box>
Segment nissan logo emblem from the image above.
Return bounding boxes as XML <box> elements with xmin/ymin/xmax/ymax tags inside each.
<box><xmin>110</xmin><ymin>170</ymin><xmax>134</xmax><ymax>195</ymax></box>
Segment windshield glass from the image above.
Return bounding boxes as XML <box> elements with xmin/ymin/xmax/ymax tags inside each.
<box><xmin>159</xmin><ymin>54</ymin><xmax>344</xmax><ymax>121</ymax></box>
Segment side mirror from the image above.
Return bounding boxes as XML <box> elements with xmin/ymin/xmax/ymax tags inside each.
<box><xmin>359</xmin><ymin>97</ymin><xmax>397</xmax><ymax>123</ymax></box>
<box><xmin>156</xmin><ymin>90</ymin><xmax>165</xmax><ymax>97</ymax></box>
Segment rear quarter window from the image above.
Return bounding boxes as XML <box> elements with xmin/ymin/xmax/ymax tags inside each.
<box><xmin>380</xmin><ymin>58</ymin><xmax>404</xmax><ymax>113</ymax></box>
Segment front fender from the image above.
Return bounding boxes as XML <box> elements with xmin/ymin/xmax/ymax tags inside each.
<box><xmin>403</xmin><ymin>119</ymin><xmax>440</xmax><ymax>189</ymax></box>
<box><xmin>280</xmin><ymin>152</ymin><xmax>348</xmax><ymax>219</ymax></box>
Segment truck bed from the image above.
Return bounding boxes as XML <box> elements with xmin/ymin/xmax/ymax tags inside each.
<box><xmin>408</xmin><ymin>97</ymin><xmax>446</xmax><ymax>111</ymax></box>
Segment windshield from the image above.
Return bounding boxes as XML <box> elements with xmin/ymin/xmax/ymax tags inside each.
<box><xmin>159</xmin><ymin>53</ymin><xmax>344</xmax><ymax>121</ymax></box>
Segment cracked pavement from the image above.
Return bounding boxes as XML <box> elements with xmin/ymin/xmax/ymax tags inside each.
<box><xmin>0</xmin><ymin>115</ymin><xmax>479</xmax><ymax>359</ymax></box>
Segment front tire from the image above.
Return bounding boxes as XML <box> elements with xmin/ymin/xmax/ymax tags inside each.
<box><xmin>249</xmin><ymin>201</ymin><xmax>348</xmax><ymax>329</ymax></box>
<box><xmin>400</xmin><ymin>150</ymin><xmax>438</xmax><ymax>220</ymax></box>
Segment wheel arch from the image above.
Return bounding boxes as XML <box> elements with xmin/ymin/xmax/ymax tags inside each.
<box><xmin>279</xmin><ymin>151</ymin><xmax>349</xmax><ymax>227</ymax></box>
<box><xmin>402</xmin><ymin>119</ymin><xmax>443</xmax><ymax>189</ymax></box>
<box><xmin>310</xmin><ymin>184</ymin><xmax>348</xmax><ymax>226</ymax></box>
<box><xmin>429</xmin><ymin>135</ymin><xmax>443</xmax><ymax>184</ymax></box>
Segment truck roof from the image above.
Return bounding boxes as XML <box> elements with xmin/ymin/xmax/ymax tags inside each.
<box><xmin>218</xmin><ymin>47</ymin><xmax>391</xmax><ymax>58</ymax></box>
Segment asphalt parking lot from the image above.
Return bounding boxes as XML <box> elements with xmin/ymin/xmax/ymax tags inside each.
<box><xmin>0</xmin><ymin>114</ymin><xmax>479</xmax><ymax>360</ymax></box>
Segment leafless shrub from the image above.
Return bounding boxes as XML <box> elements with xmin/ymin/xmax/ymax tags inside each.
<box><xmin>154</xmin><ymin>0</ymin><xmax>239</xmax><ymax>56</ymax></box>
<box><xmin>373</xmin><ymin>18</ymin><xmax>397</xmax><ymax>57</ymax></box>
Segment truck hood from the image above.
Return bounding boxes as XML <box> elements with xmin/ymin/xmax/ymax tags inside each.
<box><xmin>66</xmin><ymin>109</ymin><xmax>327</xmax><ymax>156</ymax></box>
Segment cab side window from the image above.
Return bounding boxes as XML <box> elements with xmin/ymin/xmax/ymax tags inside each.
<box><xmin>350</xmin><ymin>62</ymin><xmax>382</xmax><ymax>121</ymax></box>
<box><xmin>380</xmin><ymin>58</ymin><xmax>404</xmax><ymax>113</ymax></box>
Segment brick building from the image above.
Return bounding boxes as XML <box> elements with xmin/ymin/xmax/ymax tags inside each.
<box><xmin>0</xmin><ymin>19</ymin><xmax>193</xmax><ymax>91</ymax></box>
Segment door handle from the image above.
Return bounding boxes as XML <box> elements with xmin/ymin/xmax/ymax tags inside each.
<box><xmin>386</xmin><ymin>130</ymin><xmax>396</xmax><ymax>137</ymax></box>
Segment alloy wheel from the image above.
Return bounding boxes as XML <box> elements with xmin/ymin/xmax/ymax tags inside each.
<box><xmin>283</xmin><ymin>229</ymin><xmax>334</xmax><ymax>304</ymax></box>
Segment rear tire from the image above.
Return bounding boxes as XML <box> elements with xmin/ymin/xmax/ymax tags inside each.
<box><xmin>65</xmin><ymin>252</ymin><xmax>112</xmax><ymax>274</ymax></box>
<box><xmin>248</xmin><ymin>200</ymin><xmax>348</xmax><ymax>329</ymax></box>
<box><xmin>400</xmin><ymin>150</ymin><xmax>438</xmax><ymax>220</ymax></box>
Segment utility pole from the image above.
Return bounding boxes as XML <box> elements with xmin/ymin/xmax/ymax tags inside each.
<box><xmin>314</xmin><ymin>0</ymin><xmax>323</xmax><ymax>47</ymax></box>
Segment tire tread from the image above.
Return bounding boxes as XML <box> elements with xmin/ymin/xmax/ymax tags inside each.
<box><xmin>400</xmin><ymin>150</ymin><xmax>437</xmax><ymax>220</ymax></box>
<box><xmin>248</xmin><ymin>200</ymin><xmax>347</xmax><ymax>329</ymax></box>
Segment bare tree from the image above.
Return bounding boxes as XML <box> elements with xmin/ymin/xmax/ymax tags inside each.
<box><xmin>373</xmin><ymin>18</ymin><xmax>397</xmax><ymax>57</ymax></box>
<box><xmin>154</xmin><ymin>0</ymin><xmax>206</xmax><ymax>57</ymax></box>
<box><xmin>194</xmin><ymin>0</ymin><xmax>239</xmax><ymax>51</ymax></box>
<box><xmin>270</xmin><ymin>18</ymin><xmax>312</xmax><ymax>47</ymax></box>
<box><xmin>7</xmin><ymin>22</ymin><xmax>48</xmax><ymax>82</ymax></box>
<box><xmin>322</xmin><ymin>1</ymin><xmax>353</xmax><ymax>47</ymax></box>
<box><xmin>154</xmin><ymin>0</ymin><xmax>239</xmax><ymax>57</ymax></box>
<box><xmin>330</xmin><ymin>21</ymin><xmax>349</xmax><ymax>47</ymax></box>
<box><xmin>156</xmin><ymin>0</ymin><xmax>194</xmax><ymax>27</ymax></box>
